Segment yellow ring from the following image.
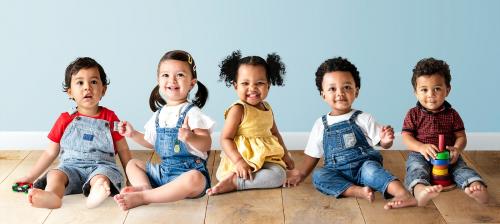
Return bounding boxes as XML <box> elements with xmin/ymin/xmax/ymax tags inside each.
<box><xmin>432</xmin><ymin>168</ymin><xmax>448</xmax><ymax>176</ymax></box>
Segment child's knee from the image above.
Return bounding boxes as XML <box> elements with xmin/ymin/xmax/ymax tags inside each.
<box><xmin>185</xmin><ymin>170</ymin><xmax>207</xmax><ymax>189</ymax></box>
<box><xmin>47</xmin><ymin>170</ymin><xmax>68</xmax><ymax>183</ymax></box>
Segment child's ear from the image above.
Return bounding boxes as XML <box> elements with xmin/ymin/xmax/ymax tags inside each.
<box><xmin>320</xmin><ymin>91</ymin><xmax>325</xmax><ymax>99</ymax></box>
<box><xmin>233</xmin><ymin>81</ymin><xmax>237</xmax><ymax>90</ymax></box>
<box><xmin>67</xmin><ymin>89</ymin><xmax>74</xmax><ymax>101</ymax></box>
<box><xmin>191</xmin><ymin>78</ymin><xmax>197</xmax><ymax>89</ymax></box>
<box><xmin>446</xmin><ymin>86</ymin><xmax>451</xmax><ymax>96</ymax></box>
<box><xmin>355</xmin><ymin>87</ymin><xmax>360</xmax><ymax>97</ymax></box>
<box><xmin>101</xmin><ymin>86</ymin><xmax>107</xmax><ymax>98</ymax></box>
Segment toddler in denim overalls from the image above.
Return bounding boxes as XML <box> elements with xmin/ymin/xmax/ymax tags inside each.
<box><xmin>16</xmin><ymin>57</ymin><xmax>132</xmax><ymax>209</ymax></box>
<box><xmin>286</xmin><ymin>57</ymin><xmax>417</xmax><ymax>209</ymax></box>
<box><xmin>113</xmin><ymin>50</ymin><xmax>213</xmax><ymax>211</ymax></box>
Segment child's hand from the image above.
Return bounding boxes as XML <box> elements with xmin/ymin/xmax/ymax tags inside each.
<box><xmin>380</xmin><ymin>125</ymin><xmax>395</xmax><ymax>145</ymax></box>
<box><xmin>283</xmin><ymin>152</ymin><xmax>295</xmax><ymax>170</ymax></box>
<box><xmin>15</xmin><ymin>176</ymin><xmax>34</xmax><ymax>184</ymax></box>
<box><xmin>283</xmin><ymin>169</ymin><xmax>302</xmax><ymax>187</ymax></box>
<box><xmin>447</xmin><ymin>146</ymin><xmax>460</xmax><ymax>164</ymax></box>
<box><xmin>234</xmin><ymin>159</ymin><xmax>253</xmax><ymax>180</ymax></box>
<box><xmin>419</xmin><ymin>144</ymin><xmax>438</xmax><ymax>161</ymax></box>
<box><xmin>178</xmin><ymin>117</ymin><xmax>193</xmax><ymax>143</ymax></box>
<box><xmin>117</xmin><ymin>121</ymin><xmax>135</xmax><ymax>138</ymax></box>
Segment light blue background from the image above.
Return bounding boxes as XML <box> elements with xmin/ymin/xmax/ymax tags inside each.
<box><xmin>1</xmin><ymin>1</ymin><xmax>499</xmax><ymax>132</ymax></box>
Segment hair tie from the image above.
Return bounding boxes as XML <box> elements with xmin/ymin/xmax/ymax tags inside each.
<box><xmin>188</xmin><ymin>54</ymin><xmax>193</xmax><ymax>65</ymax></box>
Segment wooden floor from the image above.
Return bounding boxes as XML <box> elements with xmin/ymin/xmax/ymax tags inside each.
<box><xmin>1</xmin><ymin>150</ymin><xmax>499</xmax><ymax>224</ymax></box>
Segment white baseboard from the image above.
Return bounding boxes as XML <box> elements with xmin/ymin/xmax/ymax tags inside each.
<box><xmin>0</xmin><ymin>131</ymin><xmax>499</xmax><ymax>151</ymax></box>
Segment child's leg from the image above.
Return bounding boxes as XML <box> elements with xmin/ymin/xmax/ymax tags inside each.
<box><xmin>207</xmin><ymin>163</ymin><xmax>285</xmax><ymax>195</ymax></box>
<box><xmin>464</xmin><ymin>181</ymin><xmax>489</xmax><ymax>204</ymax></box>
<box><xmin>450</xmin><ymin>156</ymin><xmax>489</xmax><ymax>204</ymax></box>
<box><xmin>114</xmin><ymin>170</ymin><xmax>206</xmax><ymax>210</ymax></box>
<box><xmin>28</xmin><ymin>169</ymin><xmax>68</xmax><ymax>209</ymax></box>
<box><xmin>404</xmin><ymin>152</ymin><xmax>442</xmax><ymax>206</ymax></box>
<box><xmin>312</xmin><ymin>167</ymin><xmax>362</xmax><ymax>200</ymax></box>
<box><xmin>122</xmin><ymin>159</ymin><xmax>152</xmax><ymax>193</ymax></box>
<box><xmin>413</xmin><ymin>183</ymin><xmax>442</xmax><ymax>206</ymax></box>
<box><xmin>86</xmin><ymin>174</ymin><xmax>111</xmax><ymax>208</ymax></box>
<box><xmin>356</xmin><ymin>159</ymin><xmax>417</xmax><ymax>209</ymax></box>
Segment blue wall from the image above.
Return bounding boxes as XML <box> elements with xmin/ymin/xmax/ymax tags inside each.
<box><xmin>1</xmin><ymin>1</ymin><xmax>499</xmax><ymax>132</ymax></box>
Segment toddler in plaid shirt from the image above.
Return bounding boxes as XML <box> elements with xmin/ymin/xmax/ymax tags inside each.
<box><xmin>402</xmin><ymin>58</ymin><xmax>488</xmax><ymax>205</ymax></box>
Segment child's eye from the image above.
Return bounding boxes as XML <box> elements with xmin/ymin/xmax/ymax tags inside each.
<box><xmin>76</xmin><ymin>81</ymin><xmax>84</xmax><ymax>85</ymax></box>
<box><xmin>240</xmin><ymin>82</ymin><xmax>249</xmax><ymax>86</ymax></box>
<box><xmin>91</xmin><ymin>80</ymin><xmax>98</xmax><ymax>85</ymax></box>
<box><xmin>344</xmin><ymin>86</ymin><xmax>352</xmax><ymax>90</ymax></box>
<box><xmin>328</xmin><ymin>87</ymin><xmax>336</xmax><ymax>92</ymax></box>
<box><xmin>160</xmin><ymin>73</ymin><xmax>169</xmax><ymax>78</ymax></box>
<box><xmin>420</xmin><ymin>88</ymin><xmax>427</xmax><ymax>93</ymax></box>
<box><xmin>176</xmin><ymin>73</ymin><xmax>185</xmax><ymax>78</ymax></box>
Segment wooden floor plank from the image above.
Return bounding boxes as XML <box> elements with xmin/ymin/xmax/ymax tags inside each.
<box><xmin>358</xmin><ymin>151</ymin><xmax>446</xmax><ymax>224</ymax></box>
<box><xmin>0</xmin><ymin>150</ymin><xmax>29</xmax><ymax>184</ymax></box>
<box><xmin>206</xmin><ymin>151</ymin><xmax>285</xmax><ymax>224</ymax></box>
<box><xmin>0</xmin><ymin>151</ymin><xmax>52</xmax><ymax>223</ymax></box>
<box><xmin>283</xmin><ymin>152</ymin><xmax>364</xmax><ymax>224</ymax></box>
<box><xmin>124</xmin><ymin>151</ymin><xmax>214</xmax><ymax>224</ymax></box>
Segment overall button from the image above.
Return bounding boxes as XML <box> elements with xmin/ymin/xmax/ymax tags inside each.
<box><xmin>195</xmin><ymin>159</ymin><xmax>202</xmax><ymax>164</ymax></box>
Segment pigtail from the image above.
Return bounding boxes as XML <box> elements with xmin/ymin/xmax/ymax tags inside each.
<box><xmin>219</xmin><ymin>50</ymin><xmax>242</xmax><ymax>87</ymax></box>
<box><xmin>266</xmin><ymin>53</ymin><xmax>286</xmax><ymax>86</ymax></box>
<box><xmin>149</xmin><ymin>85</ymin><xmax>166</xmax><ymax>112</ymax></box>
<box><xmin>192</xmin><ymin>81</ymin><xmax>208</xmax><ymax>108</ymax></box>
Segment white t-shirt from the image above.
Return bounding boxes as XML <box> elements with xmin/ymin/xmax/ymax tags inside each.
<box><xmin>143</xmin><ymin>103</ymin><xmax>215</xmax><ymax>160</ymax></box>
<box><xmin>304</xmin><ymin>110</ymin><xmax>383</xmax><ymax>158</ymax></box>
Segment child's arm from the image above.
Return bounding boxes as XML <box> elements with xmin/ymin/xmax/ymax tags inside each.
<box><xmin>402</xmin><ymin>132</ymin><xmax>438</xmax><ymax>160</ymax></box>
<box><xmin>118</xmin><ymin>121</ymin><xmax>154</xmax><ymax>149</ymax></box>
<box><xmin>178</xmin><ymin>116</ymin><xmax>211</xmax><ymax>152</ymax></box>
<box><xmin>379</xmin><ymin>125</ymin><xmax>395</xmax><ymax>149</ymax></box>
<box><xmin>221</xmin><ymin>105</ymin><xmax>253</xmax><ymax>180</ymax></box>
<box><xmin>115</xmin><ymin>138</ymin><xmax>132</xmax><ymax>172</ymax></box>
<box><xmin>448</xmin><ymin>130</ymin><xmax>467</xmax><ymax>164</ymax></box>
<box><xmin>16</xmin><ymin>141</ymin><xmax>60</xmax><ymax>183</ymax></box>
<box><xmin>270</xmin><ymin>120</ymin><xmax>295</xmax><ymax>169</ymax></box>
<box><xmin>284</xmin><ymin>154</ymin><xmax>319</xmax><ymax>187</ymax></box>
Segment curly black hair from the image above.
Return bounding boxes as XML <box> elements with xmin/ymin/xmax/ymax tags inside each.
<box><xmin>411</xmin><ymin>58</ymin><xmax>451</xmax><ymax>90</ymax></box>
<box><xmin>218</xmin><ymin>50</ymin><xmax>286</xmax><ymax>87</ymax></box>
<box><xmin>314</xmin><ymin>57</ymin><xmax>360</xmax><ymax>94</ymax></box>
<box><xmin>63</xmin><ymin>57</ymin><xmax>109</xmax><ymax>92</ymax></box>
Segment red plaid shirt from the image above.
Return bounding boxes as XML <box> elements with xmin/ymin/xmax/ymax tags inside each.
<box><xmin>402</xmin><ymin>101</ymin><xmax>465</xmax><ymax>148</ymax></box>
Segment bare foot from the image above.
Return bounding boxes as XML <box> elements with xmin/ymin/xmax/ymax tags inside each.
<box><xmin>344</xmin><ymin>186</ymin><xmax>374</xmax><ymax>202</ymax></box>
<box><xmin>465</xmin><ymin>182</ymin><xmax>489</xmax><ymax>204</ymax></box>
<box><xmin>384</xmin><ymin>194</ymin><xmax>418</xmax><ymax>209</ymax></box>
<box><xmin>113</xmin><ymin>193</ymin><xmax>148</xmax><ymax>211</ymax></box>
<box><xmin>206</xmin><ymin>173</ymin><xmax>237</xmax><ymax>196</ymax></box>
<box><xmin>86</xmin><ymin>178</ymin><xmax>111</xmax><ymax>208</ymax></box>
<box><xmin>120</xmin><ymin>185</ymin><xmax>151</xmax><ymax>194</ymax></box>
<box><xmin>28</xmin><ymin>188</ymin><xmax>62</xmax><ymax>209</ymax></box>
<box><xmin>414</xmin><ymin>184</ymin><xmax>442</xmax><ymax>206</ymax></box>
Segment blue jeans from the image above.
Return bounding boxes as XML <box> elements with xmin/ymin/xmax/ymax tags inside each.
<box><xmin>405</xmin><ymin>152</ymin><xmax>485</xmax><ymax>194</ymax></box>
<box><xmin>313</xmin><ymin>149</ymin><xmax>397</xmax><ymax>198</ymax></box>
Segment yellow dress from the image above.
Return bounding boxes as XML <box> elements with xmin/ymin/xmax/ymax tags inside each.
<box><xmin>216</xmin><ymin>100</ymin><xmax>286</xmax><ymax>180</ymax></box>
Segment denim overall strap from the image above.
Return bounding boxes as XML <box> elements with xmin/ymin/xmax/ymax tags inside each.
<box><xmin>59</xmin><ymin>115</ymin><xmax>115</xmax><ymax>163</ymax></box>
<box><xmin>176</xmin><ymin>103</ymin><xmax>195</xmax><ymax>128</ymax></box>
<box><xmin>321</xmin><ymin>115</ymin><xmax>329</xmax><ymax>129</ymax></box>
<box><xmin>349</xmin><ymin>110</ymin><xmax>363</xmax><ymax>123</ymax></box>
<box><xmin>347</xmin><ymin>110</ymin><xmax>370</xmax><ymax>147</ymax></box>
<box><xmin>155</xmin><ymin>108</ymin><xmax>162</xmax><ymax>128</ymax></box>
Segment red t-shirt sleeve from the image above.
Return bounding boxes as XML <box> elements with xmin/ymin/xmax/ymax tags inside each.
<box><xmin>107</xmin><ymin>110</ymin><xmax>124</xmax><ymax>143</ymax></box>
<box><xmin>47</xmin><ymin>113</ymin><xmax>72</xmax><ymax>143</ymax></box>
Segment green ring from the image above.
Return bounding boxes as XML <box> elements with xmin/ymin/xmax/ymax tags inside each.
<box><xmin>436</xmin><ymin>151</ymin><xmax>450</xmax><ymax>160</ymax></box>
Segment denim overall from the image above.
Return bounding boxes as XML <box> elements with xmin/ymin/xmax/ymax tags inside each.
<box><xmin>312</xmin><ymin>110</ymin><xmax>396</xmax><ymax>198</ymax></box>
<box><xmin>56</xmin><ymin>115</ymin><xmax>122</xmax><ymax>196</ymax></box>
<box><xmin>146</xmin><ymin>103</ymin><xmax>210</xmax><ymax>196</ymax></box>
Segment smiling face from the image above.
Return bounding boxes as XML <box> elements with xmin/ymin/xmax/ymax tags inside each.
<box><xmin>233</xmin><ymin>64</ymin><xmax>269</xmax><ymax>108</ymax></box>
<box><xmin>157</xmin><ymin>59</ymin><xmax>197</xmax><ymax>106</ymax></box>
<box><xmin>321</xmin><ymin>71</ymin><xmax>359</xmax><ymax>116</ymax></box>
<box><xmin>414</xmin><ymin>74</ymin><xmax>450</xmax><ymax>112</ymax></box>
<box><xmin>67</xmin><ymin>67</ymin><xmax>107</xmax><ymax>116</ymax></box>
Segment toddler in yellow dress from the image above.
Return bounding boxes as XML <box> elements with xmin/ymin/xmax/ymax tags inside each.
<box><xmin>207</xmin><ymin>50</ymin><xmax>294</xmax><ymax>195</ymax></box>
